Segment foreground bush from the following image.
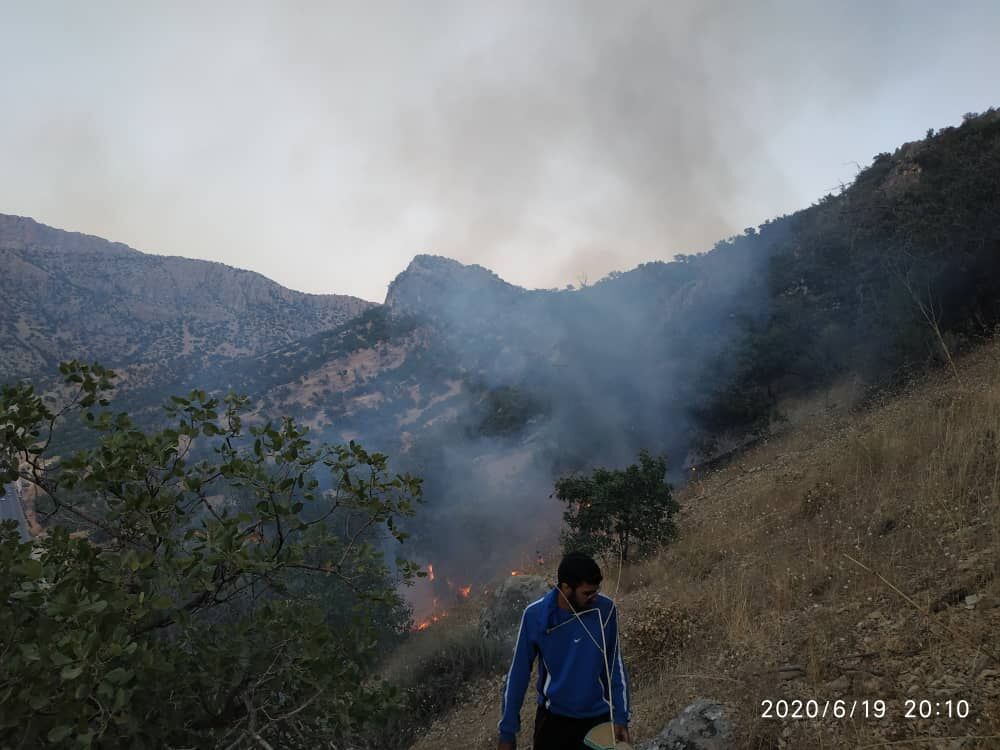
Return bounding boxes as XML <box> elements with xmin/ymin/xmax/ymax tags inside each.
<box><xmin>1</xmin><ymin>362</ymin><xmax>422</xmax><ymax>748</ymax></box>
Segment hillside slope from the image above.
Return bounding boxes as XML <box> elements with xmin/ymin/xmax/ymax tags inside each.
<box><xmin>694</xmin><ymin>109</ymin><xmax>1000</xmax><ymax>439</ymax></box>
<box><xmin>409</xmin><ymin>342</ymin><xmax>1000</xmax><ymax>749</ymax></box>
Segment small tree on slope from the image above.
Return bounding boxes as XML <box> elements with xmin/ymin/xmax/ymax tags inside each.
<box><xmin>555</xmin><ymin>450</ymin><xmax>678</xmax><ymax>564</ymax></box>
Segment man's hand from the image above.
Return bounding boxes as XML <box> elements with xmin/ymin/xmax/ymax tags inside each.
<box><xmin>614</xmin><ymin>724</ymin><xmax>630</xmax><ymax>743</ymax></box>
<box><xmin>498</xmin><ymin>741</ymin><xmax>515</xmax><ymax>750</ymax></box>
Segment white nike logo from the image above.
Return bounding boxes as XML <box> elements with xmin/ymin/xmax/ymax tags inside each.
<box><xmin>573</xmin><ymin>637</ymin><xmax>582</xmax><ymax>643</ymax></box>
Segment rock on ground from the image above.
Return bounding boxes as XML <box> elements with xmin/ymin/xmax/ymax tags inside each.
<box><xmin>636</xmin><ymin>699</ymin><xmax>733</xmax><ymax>750</ymax></box>
<box><xmin>479</xmin><ymin>574</ymin><xmax>552</xmax><ymax>645</ymax></box>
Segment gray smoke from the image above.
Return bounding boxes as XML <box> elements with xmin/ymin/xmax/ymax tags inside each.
<box><xmin>1</xmin><ymin>2</ymin><xmax>997</xmax><ymax>299</ymax></box>
<box><xmin>378</xmin><ymin>238</ymin><xmax>777</xmax><ymax>597</ymax></box>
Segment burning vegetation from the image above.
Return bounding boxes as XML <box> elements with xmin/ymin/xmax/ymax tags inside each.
<box><xmin>410</xmin><ymin>563</ymin><xmax>476</xmax><ymax>631</ymax></box>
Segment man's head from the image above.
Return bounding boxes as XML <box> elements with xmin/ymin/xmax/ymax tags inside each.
<box><xmin>557</xmin><ymin>552</ymin><xmax>603</xmax><ymax>611</ymax></box>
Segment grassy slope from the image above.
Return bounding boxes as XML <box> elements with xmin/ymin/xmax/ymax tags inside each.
<box><xmin>407</xmin><ymin>341</ymin><xmax>1000</xmax><ymax>749</ymax></box>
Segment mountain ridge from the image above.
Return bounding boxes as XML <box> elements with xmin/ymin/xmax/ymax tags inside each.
<box><xmin>0</xmin><ymin>213</ymin><xmax>376</xmax><ymax>385</ymax></box>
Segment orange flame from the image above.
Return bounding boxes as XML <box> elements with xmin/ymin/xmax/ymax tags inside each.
<box><xmin>427</xmin><ymin>563</ymin><xmax>435</xmax><ymax>581</ymax></box>
<box><xmin>413</xmin><ymin>609</ymin><xmax>449</xmax><ymax>631</ymax></box>
<box><xmin>458</xmin><ymin>585</ymin><xmax>472</xmax><ymax>598</ymax></box>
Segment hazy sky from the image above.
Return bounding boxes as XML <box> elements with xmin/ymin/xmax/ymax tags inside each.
<box><xmin>2</xmin><ymin>1</ymin><xmax>997</xmax><ymax>302</ymax></box>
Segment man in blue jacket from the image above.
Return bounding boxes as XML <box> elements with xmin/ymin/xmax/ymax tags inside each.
<box><xmin>497</xmin><ymin>553</ymin><xmax>631</xmax><ymax>750</ymax></box>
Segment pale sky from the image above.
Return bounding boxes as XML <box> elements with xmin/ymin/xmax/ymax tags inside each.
<box><xmin>2</xmin><ymin>1</ymin><xmax>997</xmax><ymax>302</ymax></box>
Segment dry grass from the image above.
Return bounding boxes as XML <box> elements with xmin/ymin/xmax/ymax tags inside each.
<box><xmin>408</xmin><ymin>341</ymin><xmax>1000</xmax><ymax>750</ymax></box>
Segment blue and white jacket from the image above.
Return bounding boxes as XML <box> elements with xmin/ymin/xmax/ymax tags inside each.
<box><xmin>497</xmin><ymin>588</ymin><xmax>630</xmax><ymax>744</ymax></box>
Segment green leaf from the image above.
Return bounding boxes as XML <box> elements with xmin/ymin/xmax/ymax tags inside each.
<box><xmin>29</xmin><ymin>692</ymin><xmax>50</xmax><ymax>710</ymax></box>
<box><xmin>18</xmin><ymin>559</ymin><xmax>43</xmax><ymax>580</ymax></box>
<box><xmin>48</xmin><ymin>725</ymin><xmax>74</xmax><ymax>742</ymax></box>
<box><xmin>60</xmin><ymin>665</ymin><xmax>84</xmax><ymax>681</ymax></box>
<box><xmin>105</xmin><ymin>667</ymin><xmax>133</xmax><ymax>685</ymax></box>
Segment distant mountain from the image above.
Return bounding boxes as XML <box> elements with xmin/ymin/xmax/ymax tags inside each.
<box><xmin>0</xmin><ymin>213</ymin><xmax>374</xmax><ymax>386</ymax></box>
<box><xmin>145</xmin><ymin>244</ymin><xmax>773</xmax><ymax>584</ymax></box>
<box><xmin>5</xmin><ymin>109</ymin><xmax>999</xmax><ymax>585</ymax></box>
<box><xmin>188</xmin><ymin>246</ymin><xmax>765</xmax><ymax>458</ymax></box>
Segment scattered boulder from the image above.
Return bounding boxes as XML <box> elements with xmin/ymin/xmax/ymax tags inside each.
<box><xmin>637</xmin><ymin>699</ymin><xmax>733</xmax><ymax>750</ymax></box>
<box><xmin>479</xmin><ymin>574</ymin><xmax>551</xmax><ymax>644</ymax></box>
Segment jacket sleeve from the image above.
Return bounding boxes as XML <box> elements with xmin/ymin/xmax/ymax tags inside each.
<box><xmin>498</xmin><ymin>607</ymin><xmax>536</xmax><ymax>743</ymax></box>
<box><xmin>606</xmin><ymin>604</ymin><xmax>631</xmax><ymax>727</ymax></box>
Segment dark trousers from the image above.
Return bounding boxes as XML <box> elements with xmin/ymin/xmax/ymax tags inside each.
<box><xmin>532</xmin><ymin>704</ymin><xmax>610</xmax><ymax>750</ymax></box>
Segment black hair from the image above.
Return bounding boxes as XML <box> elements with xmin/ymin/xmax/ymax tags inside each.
<box><xmin>557</xmin><ymin>552</ymin><xmax>603</xmax><ymax>588</ymax></box>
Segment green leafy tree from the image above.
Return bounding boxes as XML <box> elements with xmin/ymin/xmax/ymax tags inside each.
<box><xmin>554</xmin><ymin>450</ymin><xmax>678</xmax><ymax>563</ymax></box>
<box><xmin>0</xmin><ymin>362</ymin><xmax>423</xmax><ymax>748</ymax></box>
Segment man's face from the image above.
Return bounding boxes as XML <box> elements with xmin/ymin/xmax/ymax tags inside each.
<box><xmin>564</xmin><ymin>582</ymin><xmax>600</xmax><ymax>611</ymax></box>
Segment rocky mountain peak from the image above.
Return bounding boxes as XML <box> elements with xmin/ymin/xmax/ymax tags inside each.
<box><xmin>384</xmin><ymin>254</ymin><xmax>524</xmax><ymax>318</ymax></box>
<box><xmin>0</xmin><ymin>213</ymin><xmax>138</xmax><ymax>257</ymax></box>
